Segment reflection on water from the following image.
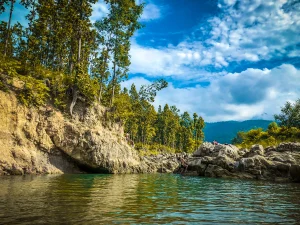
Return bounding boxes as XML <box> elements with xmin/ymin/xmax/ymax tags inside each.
<box><xmin>0</xmin><ymin>174</ymin><xmax>300</xmax><ymax>224</ymax></box>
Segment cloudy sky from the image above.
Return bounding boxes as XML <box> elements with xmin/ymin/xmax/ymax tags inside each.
<box><xmin>1</xmin><ymin>0</ymin><xmax>300</xmax><ymax>122</ymax></box>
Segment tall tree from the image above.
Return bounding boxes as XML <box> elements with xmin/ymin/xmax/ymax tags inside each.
<box><xmin>96</xmin><ymin>0</ymin><xmax>144</xmax><ymax>107</ymax></box>
<box><xmin>2</xmin><ymin>0</ymin><xmax>15</xmax><ymax>57</ymax></box>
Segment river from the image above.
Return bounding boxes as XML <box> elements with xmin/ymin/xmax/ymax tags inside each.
<box><xmin>0</xmin><ymin>174</ymin><xmax>299</xmax><ymax>224</ymax></box>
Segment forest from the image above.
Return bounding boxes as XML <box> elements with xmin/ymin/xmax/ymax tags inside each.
<box><xmin>0</xmin><ymin>0</ymin><xmax>205</xmax><ymax>154</ymax></box>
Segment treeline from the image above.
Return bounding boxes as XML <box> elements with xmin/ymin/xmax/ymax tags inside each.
<box><xmin>0</xmin><ymin>0</ymin><xmax>205</xmax><ymax>153</ymax></box>
<box><xmin>123</xmin><ymin>83</ymin><xmax>204</xmax><ymax>153</ymax></box>
<box><xmin>232</xmin><ymin>99</ymin><xmax>300</xmax><ymax>148</ymax></box>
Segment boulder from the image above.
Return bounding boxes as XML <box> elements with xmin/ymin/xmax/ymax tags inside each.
<box><xmin>247</xmin><ymin>144</ymin><xmax>264</xmax><ymax>157</ymax></box>
<box><xmin>204</xmin><ymin>164</ymin><xmax>231</xmax><ymax>178</ymax></box>
<box><xmin>212</xmin><ymin>155</ymin><xmax>236</xmax><ymax>172</ymax></box>
<box><xmin>193</xmin><ymin>142</ymin><xmax>239</xmax><ymax>160</ymax></box>
<box><xmin>215</xmin><ymin>144</ymin><xmax>240</xmax><ymax>160</ymax></box>
<box><xmin>193</xmin><ymin>142</ymin><xmax>215</xmax><ymax>157</ymax></box>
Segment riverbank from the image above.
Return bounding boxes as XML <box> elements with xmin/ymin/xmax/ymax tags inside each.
<box><xmin>1</xmin><ymin>89</ymin><xmax>300</xmax><ymax>182</ymax></box>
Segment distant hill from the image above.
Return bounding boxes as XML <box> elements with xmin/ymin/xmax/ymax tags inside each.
<box><xmin>204</xmin><ymin>120</ymin><xmax>273</xmax><ymax>144</ymax></box>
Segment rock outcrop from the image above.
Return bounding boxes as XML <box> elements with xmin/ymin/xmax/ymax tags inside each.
<box><xmin>187</xmin><ymin>142</ymin><xmax>300</xmax><ymax>182</ymax></box>
<box><xmin>0</xmin><ymin>90</ymin><xmax>145</xmax><ymax>175</ymax></box>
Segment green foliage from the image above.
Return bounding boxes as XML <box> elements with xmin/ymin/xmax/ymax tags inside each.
<box><xmin>274</xmin><ymin>99</ymin><xmax>300</xmax><ymax>128</ymax></box>
<box><xmin>121</xmin><ymin>82</ymin><xmax>205</xmax><ymax>153</ymax></box>
<box><xmin>0</xmin><ymin>57</ymin><xmax>20</xmax><ymax>89</ymax></box>
<box><xmin>232</xmin><ymin>122</ymin><xmax>300</xmax><ymax>148</ymax></box>
<box><xmin>17</xmin><ymin>75</ymin><xmax>49</xmax><ymax>106</ymax></box>
<box><xmin>234</xmin><ymin>100</ymin><xmax>300</xmax><ymax>148</ymax></box>
<box><xmin>95</xmin><ymin>0</ymin><xmax>144</xmax><ymax>106</ymax></box>
<box><xmin>0</xmin><ymin>0</ymin><xmax>205</xmax><ymax>156</ymax></box>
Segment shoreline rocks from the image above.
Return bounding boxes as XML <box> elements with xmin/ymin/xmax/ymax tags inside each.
<box><xmin>186</xmin><ymin>142</ymin><xmax>300</xmax><ymax>182</ymax></box>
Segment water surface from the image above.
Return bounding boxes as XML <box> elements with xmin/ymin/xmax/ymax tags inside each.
<box><xmin>0</xmin><ymin>174</ymin><xmax>299</xmax><ymax>224</ymax></box>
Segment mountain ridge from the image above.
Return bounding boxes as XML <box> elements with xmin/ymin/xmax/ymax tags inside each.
<box><xmin>204</xmin><ymin>120</ymin><xmax>273</xmax><ymax>144</ymax></box>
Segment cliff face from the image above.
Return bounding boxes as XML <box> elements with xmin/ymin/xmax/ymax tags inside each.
<box><xmin>0</xmin><ymin>90</ymin><xmax>143</xmax><ymax>175</ymax></box>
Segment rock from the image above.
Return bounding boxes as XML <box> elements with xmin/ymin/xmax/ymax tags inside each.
<box><xmin>142</xmin><ymin>154</ymin><xmax>180</xmax><ymax>174</ymax></box>
<box><xmin>239</xmin><ymin>148</ymin><xmax>250</xmax><ymax>157</ymax></box>
<box><xmin>0</xmin><ymin>90</ymin><xmax>147</xmax><ymax>175</ymax></box>
<box><xmin>265</xmin><ymin>146</ymin><xmax>276</xmax><ymax>153</ymax></box>
<box><xmin>290</xmin><ymin>165</ymin><xmax>300</xmax><ymax>182</ymax></box>
<box><xmin>247</xmin><ymin>144</ymin><xmax>264</xmax><ymax>157</ymax></box>
<box><xmin>193</xmin><ymin>142</ymin><xmax>215</xmax><ymax>157</ymax></box>
<box><xmin>276</xmin><ymin>142</ymin><xmax>300</xmax><ymax>152</ymax></box>
<box><xmin>215</xmin><ymin>144</ymin><xmax>240</xmax><ymax>160</ymax></box>
<box><xmin>204</xmin><ymin>164</ymin><xmax>231</xmax><ymax>178</ymax></box>
<box><xmin>10</xmin><ymin>164</ymin><xmax>24</xmax><ymax>175</ymax></box>
<box><xmin>212</xmin><ymin>155</ymin><xmax>235</xmax><ymax>172</ymax></box>
<box><xmin>193</xmin><ymin>142</ymin><xmax>239</xmax><ymax>160</ymax></box>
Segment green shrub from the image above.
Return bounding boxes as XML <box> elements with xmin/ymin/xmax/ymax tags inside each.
<box><xmin>17</xmin><ymin>75</ymin><xmax>49</xmax><ymax>106</ymax></box>
<box><xmin>0</xmin><ymin>58</ymin><xmax>21</xmax><ymax>91</ymax></box>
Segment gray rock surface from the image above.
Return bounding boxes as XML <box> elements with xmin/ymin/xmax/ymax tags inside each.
<box><xmin>187</xmin><ymin>142</ymin><xmax>300</xmax><ymax>182</ymax></box>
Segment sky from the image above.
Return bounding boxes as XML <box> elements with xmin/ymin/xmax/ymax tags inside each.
<box><xmin>1</xmin><ymin>0</ymin><xmax>300</xmax><ymax>122</ymax></box>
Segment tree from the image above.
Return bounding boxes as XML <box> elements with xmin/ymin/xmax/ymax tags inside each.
<box><xmin>1</xmin><ymin>0</ymin><xmax>16</xmax><ymax>57</ymax></box>
<box><xmin>96</xmin><ymin>0</ymin><xmax>144</xmax><ymax>107</ymax></box>
<box><xmin>274</xmin><ymin>99</ymin><xmax>300</xmax><ymax>128</ymax></box>
<box><xmin>139</xmin><ymin>79</ymin><xmax>168</xmax><ymax>103</ymax></box>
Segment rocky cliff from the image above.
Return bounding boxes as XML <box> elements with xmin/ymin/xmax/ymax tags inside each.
<box><xmin>0</xmin><ymin>90</ymin><xmax>148</xmax><ymax>175</ymax></box>
<box><xmin>187</xmin><ymin>142</ymin><xmax>300</xmax><ymax>182</ymax></box>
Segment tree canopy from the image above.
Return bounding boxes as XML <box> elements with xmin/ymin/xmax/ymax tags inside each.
<box><xmin>274</xmin><ymin>99</ymin><xmax>300</xmax><ymax>129</ymax></box>
<box><xmin>0</xmin><ymin>0</ymin><xmax>205</xmax><ymax>154</ymax></box>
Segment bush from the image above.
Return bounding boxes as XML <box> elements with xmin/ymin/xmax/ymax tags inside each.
<box><xmin>17</xmin><ymin>75</ymin><xmax>49</xmax><ymax>106</ymax></box>
<box><xmin>0</xmin><ymin>58</ymin><xmax>21</xmax><ymax>91</ymax></box>
<box><xmin>233</xmin><ymin>122</ymin><xmax>300</xmax><ymax>148</ymax></box>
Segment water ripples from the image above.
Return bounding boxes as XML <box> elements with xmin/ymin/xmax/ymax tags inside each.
<box><xmin>0</xmin><ymin>174</ymin><xmax>300</xmax><ymax>224</ymax></box>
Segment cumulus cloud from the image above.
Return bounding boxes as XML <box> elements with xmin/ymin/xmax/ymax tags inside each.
<box><xmin>140</xmin><ymin>3</ymin><xmax>161</xmax><ymax>21</ymax></box>
<box><xmin>129</xmin><ymin>0</ymin><xmax>300</xmax><ymax>78</ymax></box>
<box><xmin>126</xmin><ymin>64</ymin><xmax>300</xmax><ymax>122</ymax></box>
<box><xmin>206</xmin><ymin>0</ymin><xmax>300</xmax><ymax>64</ymax></box>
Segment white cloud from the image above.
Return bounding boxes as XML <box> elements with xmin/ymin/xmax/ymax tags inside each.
<box><xmin>140</xmin><ymin>3</ymin><xmax>161</xmax><ymax>21</ymax></box>
<box><xmin>129</xmin><ymin>0</ymin><xmax>299</xmax><ymax>78</ymax></box>
<box><xmin>122</xmin><ymin>77</ymin><xmax>151</xmax><ymax>91</ymax></box>
<box><xmin>129</xmin><ymin>42</ymin><xmax>203</xmax><ymax>78</ymax></box>
<box><xmin>127</xmin><ymin>64</ymin><xmax>300</xmax><ymax>122</ymax></box>
<box><xmin>206</xmin><ymin>0</ymin><xmax>300</xmax><ymax>64</ymax></box>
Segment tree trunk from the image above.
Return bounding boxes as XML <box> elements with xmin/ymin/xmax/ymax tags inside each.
<box><xmin>78</xmin><ymin>36</ymin><xmax>81</xmax><ymax>63</ymax></box>
<box><xmin>98</xmin><ymin>80</ymin><xmax>103</xmax><ymax>103</ymax></box>
<box><xmin>70</xmin><ymin>85</ymin><xmax>78</xmax><ymax>116</ymax></box>
<box><xmin>4</xmin><ymin>0</ymin><xmax>14</xmax><ymax>57</ymax></box>
<box><xmin>69</xmin><ymin>0</ymin><xmax>82</xmax><ymax>116</ymax></box>
<box><xmin>110</xmin><ymin>60</ymin><xmax>116</xmax><ymax>107</ymax></box>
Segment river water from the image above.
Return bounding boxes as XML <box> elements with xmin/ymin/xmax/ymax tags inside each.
<box><xmin>0</xmin><ymin>174</ymin><xmax>299</xmax><ymax>224</ymax></box>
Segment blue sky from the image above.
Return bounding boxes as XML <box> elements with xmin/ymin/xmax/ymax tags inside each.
<box><xmin>1</xmin><ymin>0</ymin><xmax>300</xmax><ymax>122</ymax></box>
